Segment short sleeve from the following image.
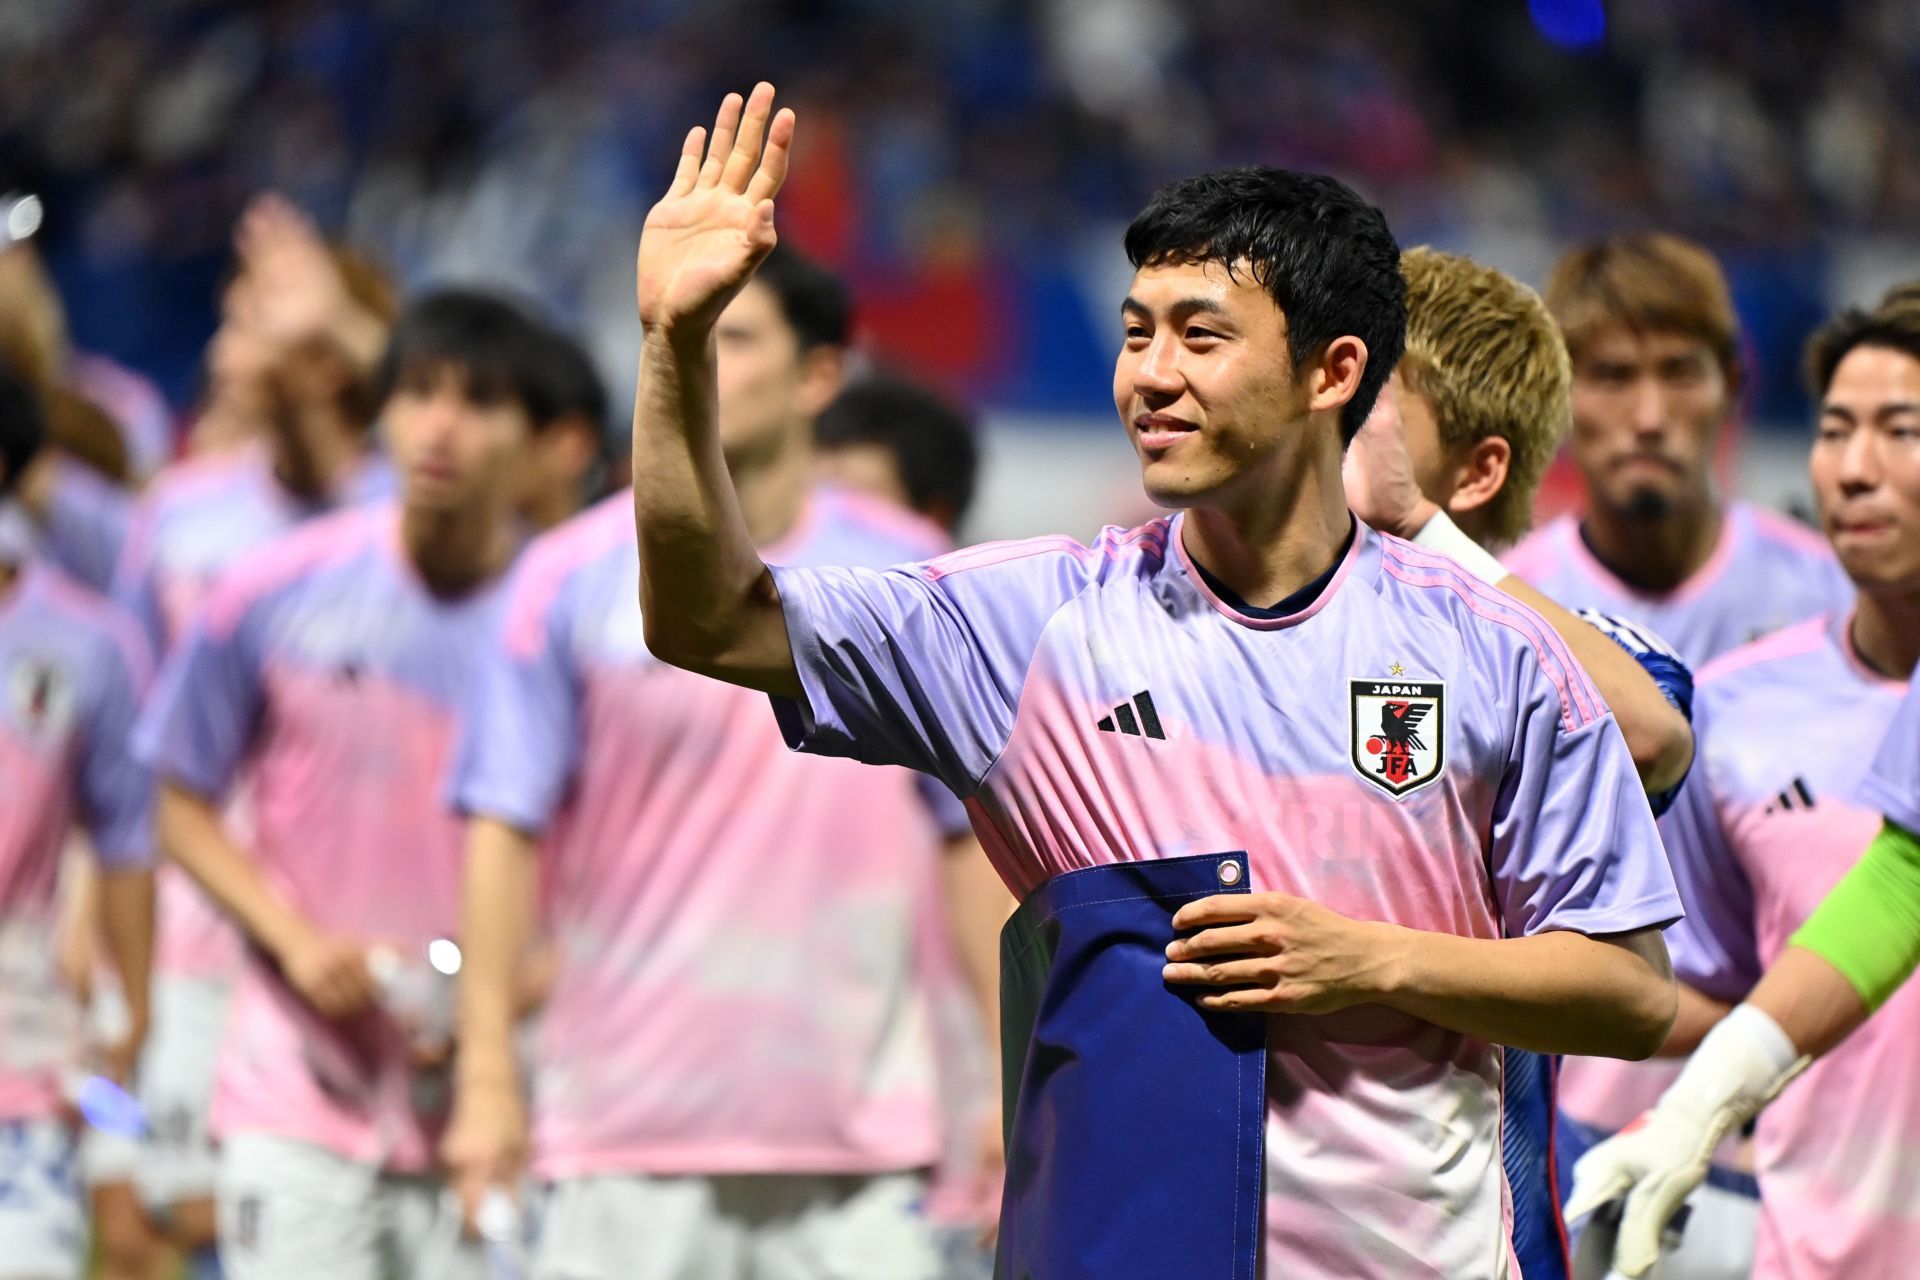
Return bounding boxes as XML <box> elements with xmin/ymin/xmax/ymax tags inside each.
<box><xmin>1861</xmin><ymin>679</ymin><xmax>1920</xmax><ymax>836</ymax></box>
<box><xmin>43</xmin><ymin>464</ymin><xmax>133</xmax><ymax>596</ymax></box>
<box><xmin>133</xmin><ymin>593</ymin><xmax>265</xmax><ymax>799</ymax></box>
<box><xmin>110</xmin><ymin>495</ymin><xmax>167</xmax><ymax>658</ymax></box>
<box><xmin>768</xmin><ymin>542</ymin><xmax>1089</xmax><ymax>797</ymax></box>
<box><xmin>1488</xmin><ymin>662</ymin><xmax>1683</xmax><ymax>941</ymax></box>
<box><xmin>449</xmin><ymin>574</ymin><xmax>582</xmax><ymax>835</ymax></box>
<box><xmin>77</xmin><ymin>623</ymin><xmax>155</xmax><ymax>869</ymax></box>
<box><xmin>1653</xmin><ymin>701</ymin><xmax>1763</xmax><ymax>999</ymax></box>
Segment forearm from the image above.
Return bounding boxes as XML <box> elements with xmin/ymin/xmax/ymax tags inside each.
<box><xmin>1659</xmin><ymin>982</ymin><xmax>1734</xmax><ymax>1056</ymax></box>
<box><xmin>631</xmin><ymin>328</ymin><xmax>794</xmax><ymax>693</ymax></box>
<box><xmin>1782</xmin><ymin>819</ymin><xmax>1920</xmax><ymax>1050</ymax></box>
<box><xmin>940</xmin><ymin>835</ymin><xmax>1015</xmax><ymax>1062</ymax></box>
<box><xmin>1378</xmin><ymin>925</ymin><xmax>1676</xmax><ymax>1058</ymax></box>
<box><xmin>455</xmin><ymin>818</ymin><xmax>538</xmax><ymax>1093</ymax></box>
<box><xmin>1495</xmin><ymin>575</ymin><xmax>1693</xmax><ymax>795</ymax></box>
<box><xmin>157</xmin><ymin>783</ymin><xmax>314</xmax><ymax>962</ymax></box>
<box><xmin>96</xmin><ymin>867</ymin><xmax>156</xmax><ymax>1035</ymax></box>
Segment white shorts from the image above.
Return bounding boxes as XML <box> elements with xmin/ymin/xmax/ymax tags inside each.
<box><xmin>217</xmin><ymin>1133</ymin><xmax>488</xmax><ymax>1280</ymax></box>
<box><xmin>81</xmin><ymin>974</ymin><xmax>229</xmax><ymax>1205</ymax></box>
<box><xmin>1572</xmin><ymin>1179</ymin><xmax>1758</xmax><ymax>1280</ymax></box>
<box><xmin>533</xmin><ymin>1171</ymin><xmax>940</xmax><ymax>1280</ymax></box>
<box><xmin>0</xmin><ymin>1119</ymin><xmax>84</xmax><ymax>1280</ymax></box>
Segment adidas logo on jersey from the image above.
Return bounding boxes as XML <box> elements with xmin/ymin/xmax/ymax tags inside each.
<box><xmin>1764</xmin><ymin>777</ymin><xmax>1817</xmax><ymax>814</ymax></box>
<box><xmin>1097</xmin><ymin>690</ymin><xmax>1165</xmax><ymax>739</ymax></box>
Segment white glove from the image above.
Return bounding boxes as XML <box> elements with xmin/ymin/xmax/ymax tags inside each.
<box><xmin>1564</xmin><ymin>1004</ymin><xmax>1807</xmax><ymax>1277</ymax></box>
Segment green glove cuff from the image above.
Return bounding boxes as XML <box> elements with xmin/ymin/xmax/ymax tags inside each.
<box><xmin>1790</xmin><ymin>820</ymin><xmax>1920</xmax><ymax>1012</ymax></box>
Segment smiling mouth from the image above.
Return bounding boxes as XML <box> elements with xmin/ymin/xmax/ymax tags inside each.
<box><xmin>1135</xmin><ymin>415</ymin><xmax>1198</xmax><ymax>451</ymax></box>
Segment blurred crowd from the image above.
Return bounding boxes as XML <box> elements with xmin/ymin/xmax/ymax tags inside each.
<box><xmin>6</xmin><ymin>0</ymin><xmax>1920</xmax><ymax>420</ymax></box>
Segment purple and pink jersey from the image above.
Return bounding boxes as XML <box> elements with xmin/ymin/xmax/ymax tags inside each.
<box><xmin>1507</xmin><ymin>502</ymin><xmax>1851</xmax><ymax>1135</ymax></box>
<box><xmin>1656</xmin><ymin>613</ymin><xmax>1916</xmax><ymax>1278</ymax></box>
<box><xmin>1861</xmin><ymin>673</ymin><xmax>1920</xmax><ymax>835</ymax></box>
<box><xmin>0</xmin><ymin>562</ymin><xmax>153</xmax><ymax>1122</ymax></box>
<box><xmin>453</xmin><ymin>487</ymin><xmax>973</xmax><ymax>1180</ymax></box>
<box><xmin>115</xmin><ymin>443</ymin><xmax>394</xmax><ymax>983</ymax></box>
<box><xmin>1503</xmin><ymin>504</ymin><xmax>1853</xmax><ymax>670</ymax></box>
<box><xmin>134</xmin><ymin>504</ymin><xmax>512</xmax><ymax>1171</ymax></box>
<box><xmin>771</xmin><ymin>513</ymin><xmax>1681</xmax><ymax>1278</ymax></box>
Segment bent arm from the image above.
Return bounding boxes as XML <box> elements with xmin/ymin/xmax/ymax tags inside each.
<box><xmin>631</xmin><ymin>328</ymin><xmax>796</xmax><ymax>695</ymax></box>
<box><xmin>1497</xmin><ymin>576</ymin><xmax>1694</xmax><ymax>797</ymax></box>
<box><xmin>1378</xmin><ymin>924</ymin><xmax>1676</xmax><ymax>1059</ymax></box>
<box><xmin>1658</xmin><ymin>981</ymin><xmax>1735</xmax><ymax>1056</ymax></box>
<box><xmin>157</xmin><ymin>781</ymin><xmax>314</xmax><ymax>963</ymax></box>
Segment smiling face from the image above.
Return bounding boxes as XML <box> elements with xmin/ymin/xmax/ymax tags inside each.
<box><xmin>1113</xmin><ymin>259</ymin><xmax>1318</xmax><ymax>512</ymax></box>
<box><xmin>1811</xmin><ymin>344</ymin><xmax>1920</xmax><ymax>599</ymax></box>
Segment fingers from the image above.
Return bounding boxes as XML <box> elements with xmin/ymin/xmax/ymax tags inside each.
<box><xmin>699</xmin><ymin>93</ymin><xmax>745</xmax><ymax>187</ymax></box>
<box><xmin>1562</xmin><ymin>1162</ymin><xmax>1632</xmax><ymax>1223</ymax></box>
<box><xmin>1165</xmin><ymin>922</ymin><xmax>1270</xmax><ymax>962</ymax></box>
<box><xmin>1171</xmin><ymin>892</ymin><xmax>1281</xmax><ymax>929</ymax></box>
<box><xmin>1163</xmin><ymin>957</ymin><xmax>1269</xmax><ymax>988</ymax></box>
<box><xmin>1614</xmin><ymin>1172</ymin><xmax>1689</xmax><ymax>1278</ymax></box>
<box><xmin>744</xmin><ymin>108</ymin><xmax>796</xmax><ymax>204</ymax></box>
<box><xmin>720</xmin><ymin>82</ymin><xmax>777</xmax><ymax>191</ymax></box>
<box><xmin>667</xmin><ymin>127</ymin><xmax>706</xmax><ymax>197</ymax></box>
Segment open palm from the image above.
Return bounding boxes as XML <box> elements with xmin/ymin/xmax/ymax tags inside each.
<box><xmin>637</xmin><ymin>83</ymin><xmax>796</xmax><ymax>334</ymax></box>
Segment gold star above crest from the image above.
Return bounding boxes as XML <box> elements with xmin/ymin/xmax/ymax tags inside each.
<box><xmin>1388</xmin><ymin>662</ymin><xmax>1405</xmax><ymax>677</ymax></box>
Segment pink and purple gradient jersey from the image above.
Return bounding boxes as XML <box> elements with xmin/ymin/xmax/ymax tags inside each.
<box><xmin>771</xmin><ymin>513</ymin><xmax>1682</xmax><ymax>1278</ymax></box>
<box><xmin>1862</xmin><ymin>673</ymin><xmax>1920</xmax><ymax>835</ymax></box>
<box><xmin>453</xmin><ymin>487</ymin><xmax>973</xmax><ymax>1179</ymax></box>
<box><xmin>1502</xmin><ymin>505</ymin><xmax>1853</xmax><ymax>670</ymax></box>
<box><xmin>0</xmin><ymin>562</ymin><xmax>153</xmax><ymax>1122</ymax></box>
<box><xmin>114</xmin><ymin>442</ymin><xmax>394</xmax><ymax>983</ymax></box>
<box><xmin>133</xmin><ymin>504</ymin><xmax>512</xmax><ymax>1171</ymax></box>
<box><xmin>1657</xmin><ymin>612</ymin><xmax>1915</xmax><ymax>1279</ymax></box>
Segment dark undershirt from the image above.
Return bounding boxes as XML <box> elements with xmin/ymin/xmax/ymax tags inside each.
<box><xmin>1191</xmin><ymin>520</ymin><xmax>1356</xmax><ymax>619</ymax></box>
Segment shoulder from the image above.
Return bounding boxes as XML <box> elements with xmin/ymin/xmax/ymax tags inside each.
<box><xmin>141</xmin><ymin>447</ymin><xmax>262</xmax><ymax>517</ymax></box>
<box><xmin>1691</xmin><ymin>615</ymin><xmax>1840</xmax><ymax>734</ymax></box>
<box><xmin>920</xmin><ymin>518</ymin><xmax>1171</xmax><ymax>590</ymax></box>
<box><xmin>29</xmin><ymin>566</ymin><xmax>155</xmax><ymax>688</ymax></box>
<box><xmin>1500</xmin><ymin>513</ymin><xmax>1575</xmax><ymax>581</ymax></box>
<box><xmin>810</xmin><ymin>486</ymin><xmax>953</xmax><ymax>565</ymax></box>
<box><xmin>1374</xmin><ymin>533</ymin><xmax>1605</xmax><ymax>733</ymax></box>
<box><xmin>201</xmin><ymin>504</ymin><xmax>387</xmax><ymax>638</ymax></box>
<box><xmin>502</xmin><ymin>493</ymin><xmax>633</xmax><ymax>653</ymax></box>
<box><xmin>1731</xmin><ymin>502</ymin><xmax>1838</xmax><ymax>566</ymax></box>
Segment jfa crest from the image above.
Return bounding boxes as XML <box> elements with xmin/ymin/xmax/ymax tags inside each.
<box><xmin>6</xmin><ymin>657</ymin><xmax>76</xmax><ymax>741</ymax></box>
<box><xmin>1349</xmin><ymin>676</ymin><xmax>1444</xmax><ymax>797</ymax></box>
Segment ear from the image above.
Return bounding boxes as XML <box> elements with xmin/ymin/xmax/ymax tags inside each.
<box><xmin>796</xmin><ymin>344</ymin><xmax>848</xmax><ymax>420</ymax></box>
<box><xmin>1306</xmin><ymin>336</ymin><xmax>1368</xmax><ymax>420</ymax></box>
<box><xmin>537</xmin><ymin>416</ymin><xmax>603</xmax><ymax>482</ymax></box>
<box><xmin>1443</xmin><ymin>436</ymin><xmax>1511</xmax><ymax>519</ymax></box>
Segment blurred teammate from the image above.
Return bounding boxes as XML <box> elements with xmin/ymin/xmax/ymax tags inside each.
<box><xmin>0</xmin><ymin>368</ymin><xmax>156</xmax><ymax>1280</ymax></box>
<box><xmin>133</xmin><ymin>291</ymin><xmax>556</xmax><ymax>1280</ymax></box>
<box><xmin>444</xmin><ymin>244</ymin><xmax>1006</xmax><ymax>1280</ymax></box>
<box><xmin>1506</xmin><ymin>233</ymin><xmax>1852</xmax><ymax>667</ymax></box>
<box><xmin>1343</xmin><ymin>246</ymin><xmax>1699</xmax><ymax>1278</ymax></box>
<box><xmin>1567</xmin><ymin>289</ymin><xmax>1920</xmax><ymax>1278</ymax></box>
<box><xmin>1501</xmin><ymin>234</ymin><xmax>1854</xmax><ymax>1274</ymax></box>
<box><xmin>627</xmin><ymin>86</ymin><xmax>1680</xmax><ymax>1277</ymax></box>
<box><xmin>813</xmin><ymin>372</ymin><xmax>980</xmax><ymax>536</ymax></box>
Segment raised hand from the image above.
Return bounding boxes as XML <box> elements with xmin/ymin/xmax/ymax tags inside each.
<box><xmin>636</xmin><ymin>82</ymin><xmax>796</xmax><ymax>336</ymax></box>
<box><xmin>1343</xmin><ymin>380</ymin><xmax>1442</xmax><ymax>540</ymax></box>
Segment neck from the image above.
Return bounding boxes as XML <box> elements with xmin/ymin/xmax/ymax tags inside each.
<box><xmin>401</xmin><ymin>501</ymin><xmax>517</xmax><ymax>598</ymax></box>
<box><xmin>1851</xmin><ymin>592</ymin><xmax>1920</xmax><ymax>681</ymax></box>
<box><xmin>727</xmin><ymin>421</ymin><xmax>814</xmax><ymax>548</ymax></box>
<box><xmin>1579</xmin><ymin>493</ymin><xmax>1724</xmax><ymax>593</ymax></box>
<box><xmin>0</xmin><ymin>559</ymin><xmax>18</xmax><ymax>602</ymax></box>
<box><xmin>1180</xmin><ymin>439</ymin><xmax>1352</xmax><ymax>606</ymax></box>
<box><xmin>274</xmin><ymin>411</ymin><xmax>367</xmax><ymax>503</ymax></box>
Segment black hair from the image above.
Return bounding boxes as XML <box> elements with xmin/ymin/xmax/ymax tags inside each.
<box><xmin>752</xmin><ymin>245</ymin><xmax>853</xmax><ymax>352</ymax></box>
<box><xmin>815</xmin><ymin>372</ymin><xmax>980</xmax><ymax>528</ymax></box>
<box><xmin>376</xmin><ymin>289</ymin><xmax>567</xmax><ymax>428</ymax></box>
<box><xmin>0</xmin><ymin>363</ymin><xmax>45</xmax><ymax>497</ymax></box>
<box><xmin>538</xmin><ymin>329</ymin><xmax>610</xmax><ymax>435</ymax></box>
<box><xmin>1804</xmin><ymin>284</ymin><xmax>1920</xmax><ymax>399</ymax></box>
<box><xmin>1123</xmin><ymin>165</ymin><xmax>1406</xmax><ymax>443</ymax></box>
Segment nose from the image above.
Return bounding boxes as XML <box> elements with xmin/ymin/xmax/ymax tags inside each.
<box><xmin>1132</xmin><ymin>332</ymin><xmax>1184</xmax><ymax>402</ymax></box>
<box><xmin>1629</xmin><ymin>377</ymin><xmax>1666</xmax><ymax>437</ymax></box>
<box><xmin>1836</xmin><ymin>424</ymin><xmax>1882</xmax><ymax>495</ymax></box>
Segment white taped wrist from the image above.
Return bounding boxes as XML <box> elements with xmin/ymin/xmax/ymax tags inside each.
<box><xmin>1411</xmin><ymin>510</ymin><xmax>1508</xmax><ymax>585</ymax></box>
<box><xmin>1664</xmin><ymin>1003</ymin><xmax>1804</xmax><ymax>1121</ymax></box>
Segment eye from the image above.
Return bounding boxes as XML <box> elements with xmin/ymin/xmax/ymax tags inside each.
<box><xmin>1184</xmin><ymin>326</ymin><xmax>1221</xmax><ymax>343</ymax></box>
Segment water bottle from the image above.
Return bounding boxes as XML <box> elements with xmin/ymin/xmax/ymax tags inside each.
<box><xmin>477</xmin><ymin>1187</ymin><xmax>529</xmax><ymax>1280</ymax></box>
<box><xmin>367</xmin><ymin>938</ymin><xmax>462</xmax><ymax>1113</ymax></box>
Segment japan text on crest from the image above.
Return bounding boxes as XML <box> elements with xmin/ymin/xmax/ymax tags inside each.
<box><xmin>5</xmin><ymin>657</ymin><xmax>76</xmax><ymax>741</ymax></box>
<box><xmin>1349</xmin><ymin>676</ymin><xmax>1444</xmax><ymax>798</ymax></box>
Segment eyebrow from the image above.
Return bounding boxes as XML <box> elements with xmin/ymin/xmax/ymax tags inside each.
<box><xmin>1121</xmin><ymin>295</ymin><xmax>1233</xmax><ymax>321</ymax></box>
<box><xmin>1820</xmin><ymin>402</ymin><xmax>1920</xmax><ymax>419</ymax></box>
